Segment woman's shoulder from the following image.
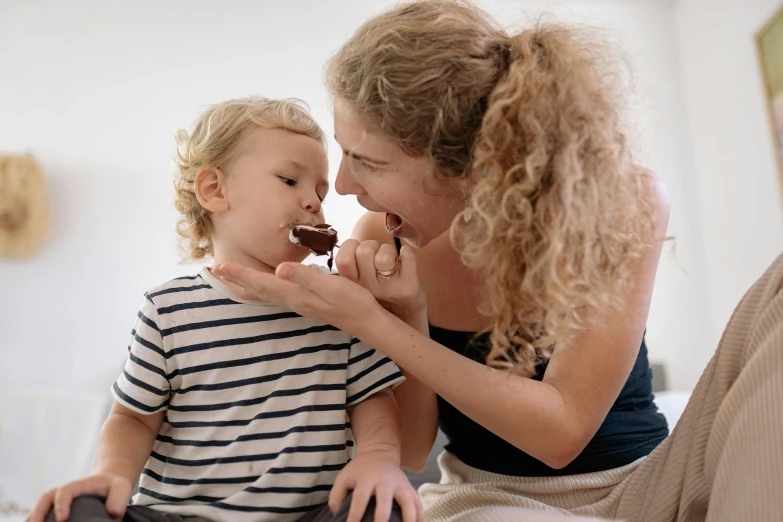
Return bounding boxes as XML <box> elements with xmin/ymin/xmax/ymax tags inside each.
<box><xmin>641</xmin><ymin>169</ymin><xmax>671</xmax><ymax>235</ymax></box>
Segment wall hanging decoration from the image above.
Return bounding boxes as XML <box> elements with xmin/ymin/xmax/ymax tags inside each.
<box><xmin>0</xmin><ymin>155</ymin><xmax>50</xmax><ymax>259</ymax></box>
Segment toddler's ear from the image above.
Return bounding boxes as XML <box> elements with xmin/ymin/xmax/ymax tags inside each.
<box><xmin>194</xmin><ymin>167</ymin><xmax>228</xmax><ymax>213</ymax></box>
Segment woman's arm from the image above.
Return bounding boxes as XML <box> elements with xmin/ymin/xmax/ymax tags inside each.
<box><xmin>352</xmin><ymin>176</ymin><xmax>670</xmax><ymax>468</ymax></box>
<box><xmin>362</xmin><ymin>295</ymin><xmax>637</xmax><ymax>468</ymax></box>
<box><xmin>350</xmin><ymin>214</ymin><xmax>439</xmax><ymax>472</ymax></box>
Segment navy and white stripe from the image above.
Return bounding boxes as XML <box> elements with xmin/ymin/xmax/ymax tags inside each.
<box><xmin>112</xmin><ymin>267</ymin><xmax>404</xmax><ymax>522</ymax></box>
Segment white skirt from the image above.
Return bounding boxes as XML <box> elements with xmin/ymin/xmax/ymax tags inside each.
<box><xmin>419</xmin><ymin>450</ymin><xmax>644</xmax><ymax>521</ymax></box>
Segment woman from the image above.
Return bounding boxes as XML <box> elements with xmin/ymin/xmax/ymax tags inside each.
<box><xmin>215</xmin><ymin>1</ymin><xmax>783</xmax><ymax>520</ymax></box>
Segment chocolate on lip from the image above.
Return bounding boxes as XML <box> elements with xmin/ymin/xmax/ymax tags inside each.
<box><xmin>289</xmin><ymin>224</ymin><xmax>339</xmax><ymax>270</ymax></box>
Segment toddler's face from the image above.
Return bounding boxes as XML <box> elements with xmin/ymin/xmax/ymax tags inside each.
<box><xmin>214</xmin><ymin>127</ymin><xmax>329</xmax><ymax>270</ymax></box>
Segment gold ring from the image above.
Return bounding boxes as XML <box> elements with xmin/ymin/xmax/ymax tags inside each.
<box><xmin>376</xmin><ymin>269</ymin><xmax>397</xmax><ymax>280</ymax></box>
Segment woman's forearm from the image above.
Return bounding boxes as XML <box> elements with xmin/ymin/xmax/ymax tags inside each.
<box><xmin>359</xmin><ymin>309</ymin><xmax>586</xmax><ymax>469</ymax></box>
<box><xmin>393</xmin><ymin>372</ymin><xmax>439</xmax><ymax>472</ymax></box>
<box><xmin>387</xmin><ymin>308</ymin><xmax>439</xmax><ymax>471</ymax></box>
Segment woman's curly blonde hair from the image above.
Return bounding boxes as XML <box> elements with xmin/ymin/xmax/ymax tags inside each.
<box><xmin>174</xmin><ymin>97</ymin><xmax>326</xmax><ymax>261</ymax></box>
<box><xmin>326</xmin><ymin>0</ymin><xmax>655</xmax><ymax>376</ymax></box>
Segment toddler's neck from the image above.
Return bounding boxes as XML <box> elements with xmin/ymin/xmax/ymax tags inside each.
<box><xmin>209</xmin><ymin>243</ymin><xmax>276</xmax><ymax>300</ymax></box>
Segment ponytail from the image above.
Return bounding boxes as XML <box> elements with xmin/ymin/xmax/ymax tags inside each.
<box><xmin>456</xmin><ymin>25</ymin><xmax>654</xmax><ymax>376</ymax></box>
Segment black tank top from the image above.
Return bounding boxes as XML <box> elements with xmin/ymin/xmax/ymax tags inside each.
<box><xmin>395</xmin><ymin>238</ymin><xmax>669</xmax><ymax>476</ymax></box>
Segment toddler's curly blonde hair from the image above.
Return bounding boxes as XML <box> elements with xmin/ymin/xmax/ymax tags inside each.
<box><xmin>174</xmin><ymin>97</ymin><xmax>325</xmax><ymax>261</ymax></box>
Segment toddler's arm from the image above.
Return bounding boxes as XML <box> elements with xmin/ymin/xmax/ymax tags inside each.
<box><xmin>349</xmin><ymin>387</ymin><xmax>403</xmax><ymax>466</ymax></box>
<box><xmin>329</xmin><ymin>388</ymin><xmax>422</xmax><ymax>522</ymax></box>
<box><xmin>94</xmin><ymin>402</ymin><xmax>164</xmax><ymax>485</ymax></box>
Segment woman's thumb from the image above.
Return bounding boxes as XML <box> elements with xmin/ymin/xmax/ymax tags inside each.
<box><xmin>276</xmin><ymin>262</ymin><xmax>315</xmax><ymax>286</ymax></box>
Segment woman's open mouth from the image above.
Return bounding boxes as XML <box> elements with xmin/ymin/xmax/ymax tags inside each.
<box><xmin>385</xmin><ymin>213</ymin><xmax>403</xmax><ymax>236</ymax></box>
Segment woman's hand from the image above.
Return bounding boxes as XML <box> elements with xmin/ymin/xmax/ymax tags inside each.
<box><xmin>212</xmin><ymin>262</ymin><xmax>384</xmax><ymax>335</ymax></box>
<box><xmin>335</xmin><ymin>240</ymin><xmax>427</xmax><ymax>330</ymax></box>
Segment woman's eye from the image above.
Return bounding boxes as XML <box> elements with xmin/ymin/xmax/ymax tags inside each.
<box><xmin>360</xmin><ymin>160</ymin><xmax>379</xmax><ymax>173</ymax></box>
<box><xmin>344</xmin><ymin>151</ymin><xmax>380</xmax><ymax>173</ymax></box>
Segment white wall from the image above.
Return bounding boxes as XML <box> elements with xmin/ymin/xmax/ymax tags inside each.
<box><xmin>0</xmin><ymin>0</ymin><xmax>729</xmax><ymax>395</ymax></box>
<box><xmin>0</xmin><ymin>0</ymin><xmax>391</xmax><ymax>394</ymax></box>
<box><xmin>675</xmin><ymin>0</ymin><xmax>783</xmax><ymax>360</ymax></box>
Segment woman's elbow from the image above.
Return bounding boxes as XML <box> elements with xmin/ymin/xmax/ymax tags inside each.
<box><xmin>528</xmin><ymin>431</ymin><xmax>590</xmax><ymax>470</ymax></box>
<box><xmin>539</xmin><ymin>447</ymin><xmax>582</xmax><ymax>470</ymax></box>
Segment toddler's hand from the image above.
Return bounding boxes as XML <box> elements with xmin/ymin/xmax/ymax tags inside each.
<box><xmin>26</xmin><ymin>473</ymin><xmax>133</xmax><ymax>522</ymax></box>
<box><xmin>329</xmin><ymin>450</ymin><xmax>423</xmax><ymax>522</ymax></box>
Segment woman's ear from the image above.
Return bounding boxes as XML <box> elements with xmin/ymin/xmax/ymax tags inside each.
<box><xmin>194</xmin><ymin>167</ymin><xmax>229</xmax><ymax>214</ymax></box>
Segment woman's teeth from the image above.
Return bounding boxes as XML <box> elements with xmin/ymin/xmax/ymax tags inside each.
<box><xmin>385</xmin><ymin>213</ymin><xmax>402</xmax><ymax>233</ymax></box>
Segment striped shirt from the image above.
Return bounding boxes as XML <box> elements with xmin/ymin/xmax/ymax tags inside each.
<box><xmin>112</xmin><ymin>267</ymin><xmax>404</xmax><ymax>522</ymax></box>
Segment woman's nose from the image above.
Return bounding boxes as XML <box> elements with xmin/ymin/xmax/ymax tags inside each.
<box><xmin>335</xmin><ymin>159</ymin><xmax>365</xmax><ymax>196</ymax></box>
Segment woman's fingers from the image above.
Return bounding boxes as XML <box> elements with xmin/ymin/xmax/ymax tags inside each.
<box><xmin>374</xmin><ymin>243</ymin><xmax>399</xmax><ymax>275</ymax></box>
<box><xmin>214</xmin><ymin>262</ymin><xmax>335</xmax><ymax>302</ymax></box>
<box><xmin>335</xmin><ymin>239</ymin><xmax>361</xmax><ymax>282</ymax></box>
<box><xmin>212</xmin><ymin>263</ymin><xmax>280</xmax><ymax>301</ymax></box>
<box><xmin>275</xmin><ymin>263</ymin><xmax>337</xmax><ymax>300</ymax></box>
<box><xmin>355</xmin><ymin>240</ymin><xmax>381</xmax><ymax>285</ymax></box>
<box><xmin>212</xmin><ymin>261</ymin><xmax>380</xmax><ymax>334</ymax></box>
<box><xmin>213</xmin><ymin>262</ymin><xmax>327</xmax><ymax>307</ymax></box>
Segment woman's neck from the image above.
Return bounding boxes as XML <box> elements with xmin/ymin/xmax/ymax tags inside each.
<box><xmin>417</xmin><ymin>230</ymin><xmax>491</xmax><ymax>332</ymax></box>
